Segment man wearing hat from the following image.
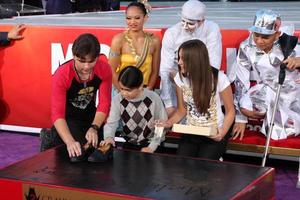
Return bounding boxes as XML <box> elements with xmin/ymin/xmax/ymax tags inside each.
<box><xmin>232</xmin><ymin>9</ymin><xmax>300</xmax><ymax>141</ymax></box>
<box><xmin>159</xmin><ymin>0</ymin><xmax>222</xmax><ymax>117</ymax></box>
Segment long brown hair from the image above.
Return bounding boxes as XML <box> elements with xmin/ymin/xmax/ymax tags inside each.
<box><xmin>178</xmin><ymin>39</ymin><xmax>218</xmax><ymax>114</ymax></box>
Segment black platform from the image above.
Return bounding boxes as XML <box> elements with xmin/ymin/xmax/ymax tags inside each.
<box><xmin>0</xmin><ymin>146</ymin><xmax>275</xmax><ymax>200</ymax></box>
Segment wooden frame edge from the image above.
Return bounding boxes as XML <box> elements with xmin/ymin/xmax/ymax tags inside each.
<box><xmin>227</xmin><ymin>142</ymin><xmax>300</xmax><ymax>157</ymax></box>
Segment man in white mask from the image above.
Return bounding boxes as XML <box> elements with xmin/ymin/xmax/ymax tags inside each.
<box><xmin>159</xmin><ymin>0</ymin><xmax>222</xmax><ymax>117</ymax></box>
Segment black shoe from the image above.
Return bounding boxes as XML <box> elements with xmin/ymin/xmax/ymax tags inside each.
<box><xmin>88</xmin><ymin>144</ymin><xmax>113</xmax><ymax>163</ymax></box>
<box><xmin>70</xmin><ymin>143</ymin><xmax>94</xmax><ymax>163</ymax></box>
<box><xmin>40</xmin><ymin>128</ymin><xmax>54</xmax><ymax>152</ymax></box>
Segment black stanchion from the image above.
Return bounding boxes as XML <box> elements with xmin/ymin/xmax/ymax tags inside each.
<box><xmin>261</xmin><ymin>33</ymin><xmax>298</xmax><ymax>167</ymax></box>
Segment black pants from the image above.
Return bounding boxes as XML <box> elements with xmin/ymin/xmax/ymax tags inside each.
<box><xmin>40</xmin><ymin>119</ymin><xmax>103</xmax><ymax>151</ymax></box>
<box><xmin>177</xmin><ymin>130</ymin><xmax>231</xmax><ymax>160</ymax></box>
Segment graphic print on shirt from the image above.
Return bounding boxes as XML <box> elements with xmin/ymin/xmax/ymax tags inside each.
<box><xmin>66</xmin><ymin>77</ymin><xmax>101</xmax><ymax>111</ymax></box>
<box><xmin>72</xmin><ymin>86</ymin><xmax>94</xmax><ymax>109</ymax></box>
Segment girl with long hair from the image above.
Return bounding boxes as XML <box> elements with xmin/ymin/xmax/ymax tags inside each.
<box><xmin>161</xmin><ymin>39</ymin><xmax>235</xmax><ymax>160</ymax></box>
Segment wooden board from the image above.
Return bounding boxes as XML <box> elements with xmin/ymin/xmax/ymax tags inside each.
<box><xmin>172</xmin><ymin>124</ymin><xmax>217</xmax><ymax>136</ymax></box>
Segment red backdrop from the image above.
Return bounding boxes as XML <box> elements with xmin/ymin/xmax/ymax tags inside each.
<box><xmin>0</xmin><ymin>25</ymin><xmax>299</xmax><ymax>130</ymax></box>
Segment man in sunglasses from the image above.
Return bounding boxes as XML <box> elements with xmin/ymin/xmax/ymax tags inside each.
<box><xmin>232</xmin><ymin>9</ymin><xmax>300</xmax><ymax>141</ymax></box>
<box><xmin>159</xmin><ymin>0</ymin><xmax>222</xmax><ymax>117</ymax></box>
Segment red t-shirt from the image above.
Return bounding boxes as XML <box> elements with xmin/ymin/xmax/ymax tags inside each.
<box><xmin>51</xmin><ymin>59</ymin><xmax>112</xmax><ymax>123</ymax></box>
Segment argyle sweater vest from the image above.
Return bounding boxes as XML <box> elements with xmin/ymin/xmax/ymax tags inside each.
<box><xmin>120</xmin><ymin>96</ymin><xmax>153</xmax><ymax>144</ymax></box>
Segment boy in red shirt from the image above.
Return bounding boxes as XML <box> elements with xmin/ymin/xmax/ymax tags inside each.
<box><xmin>51</xmin><ymin>33</ymin><xmax>112</xmax><ymax>160</ymax></box>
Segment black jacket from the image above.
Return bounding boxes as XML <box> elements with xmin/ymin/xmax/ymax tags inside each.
<box><xmin>0</xmin><ymin>32</ymin><xmax>10</xmax><ymax>46</ymax></box>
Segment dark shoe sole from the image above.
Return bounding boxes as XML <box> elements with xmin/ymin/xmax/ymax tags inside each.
<box><xmin>87</xmin><ymin>154</ymin><xmax>113</xmax><ymax>163</ymax></box>
<box><xmin>70</xmin><ymin>144</ymin><xmax>94</xmax><ymax>163</ymax></box>
<box><xmin>87</xmin><ymin>147</ymin><xmax>113</xmax><ymax>163</ymax></box>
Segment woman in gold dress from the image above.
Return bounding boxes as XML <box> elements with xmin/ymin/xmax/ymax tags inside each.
<box><xmin>108</xmin><ymin>1</ymin><xmax>160</xmax><ymax>92</ymax></box>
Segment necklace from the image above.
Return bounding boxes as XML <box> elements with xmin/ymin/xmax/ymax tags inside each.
<box><xmin>73</xmin><ymin>61</ymin><xmax>91</xmax><ymax>88</ymax></box>
<box><xmin>124</xmin><ymin>30</ymin><xmax>144</xmax><ymax>62</ymax></box>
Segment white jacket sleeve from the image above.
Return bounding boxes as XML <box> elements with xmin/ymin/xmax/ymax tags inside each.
<box><xmin>159</xmin><ymin>29</ymin><xmax>177</xmax><ymax>108</ymax></box>
<box><xmin>148</xmin><ymin>92</ymin><xmax>168</xmax><ymax>151</ymax></box>
<box><xmin>103</xmin><ymin>96</ymin><xmax>121</xmax><ymax>139</ymax></box>
<box><xmin>206</xmin><ymin>22</ymin><xmax>222</xmax><ymax>70</ymax></box>
<box><xmin>234</xmin><ymin>43</ymin><xmax>252</xmax><ymax>123</ymax></box>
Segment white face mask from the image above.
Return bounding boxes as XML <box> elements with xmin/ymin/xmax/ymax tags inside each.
<box><xmin>181</xmin><ymin>17</ymin><xmax>198</xmax><ymax>32</ymax></box>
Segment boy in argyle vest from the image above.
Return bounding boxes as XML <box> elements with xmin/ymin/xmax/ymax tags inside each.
<box><xmin>100</xmin><ymin>66</ymin><xmax>167</xmax><ymax>153</ymax></box>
